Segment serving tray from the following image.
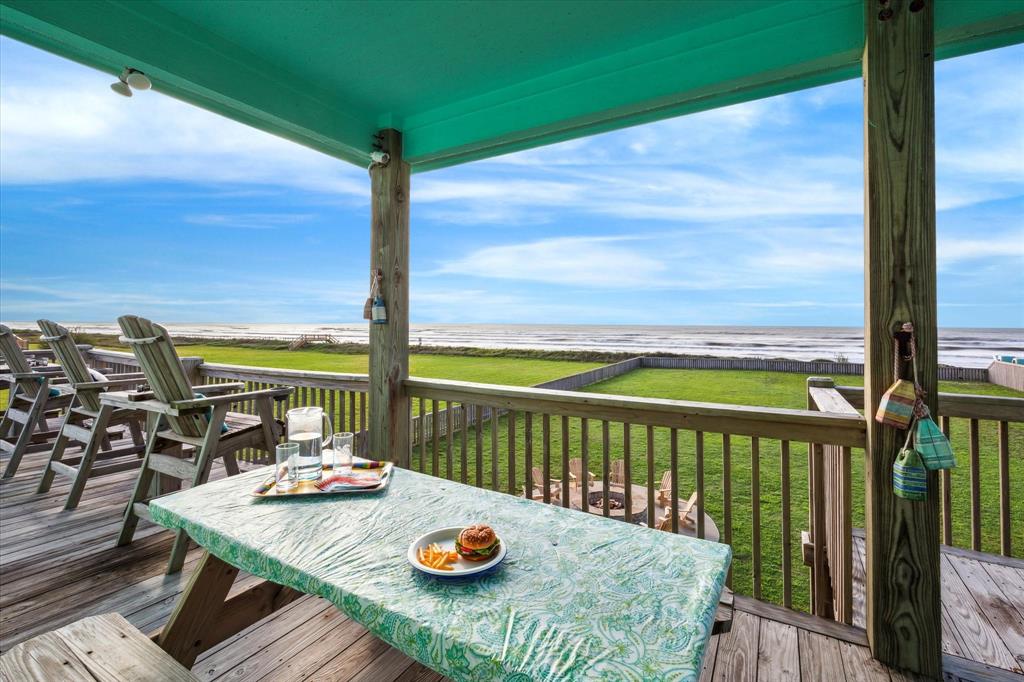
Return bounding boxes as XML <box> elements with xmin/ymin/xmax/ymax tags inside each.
<box><xmin>252</xmin><ymin>459</ymin><xmax>393</xmax><ymax>498</ymax></box>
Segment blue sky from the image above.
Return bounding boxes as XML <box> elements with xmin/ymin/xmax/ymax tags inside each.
<box><xmin>0</xmin><ymin>37</ymin><xmax>1021</xmax><ymax>328</ymax></box>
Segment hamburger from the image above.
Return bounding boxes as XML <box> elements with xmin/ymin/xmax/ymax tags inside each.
<box><xmin>455</xmin><ymin>524</ymin><xmax>500</xmax><ymax>562</ymax></box>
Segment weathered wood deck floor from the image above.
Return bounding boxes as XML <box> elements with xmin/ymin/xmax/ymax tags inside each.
<box><xmin>0</xmin><ymin>437</ymin><xmax>1019</xmax><ymax>681</ymax></box>
<box><xmin>852</xmin><ymin>531</ymin><xmax>1024</xmax><ymax>678</ymax></box>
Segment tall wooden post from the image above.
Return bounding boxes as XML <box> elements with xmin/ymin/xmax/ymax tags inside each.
<box><xmin>863</xmin><ymin>0</ymin><xmax>941</xmax><ymax>676</ymax></box>
<box><xmin>369</xmin><ymin>129</ymin><xmax>411</xmax><ymax>467</ymax></box>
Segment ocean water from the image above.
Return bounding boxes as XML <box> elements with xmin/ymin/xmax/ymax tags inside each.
<box><xmin>5</xmin><ymin>322</ymin><xmax>1020</xmax><ymax>368</ymax></box>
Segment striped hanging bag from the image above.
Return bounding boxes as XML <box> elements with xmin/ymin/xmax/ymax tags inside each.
<box><xmin>893</xmin><ymin>423</ymin><xmax>928</xmax><ymax>501</ymax></box>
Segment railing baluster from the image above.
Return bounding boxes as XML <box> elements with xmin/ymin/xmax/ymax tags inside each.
<box><xmin>582</xmin><ymin>418</ymin><xmax>590</xmax><ymax>515</ymax></box>
<box><xmin>969</xmin><ymin>418</ymin><xmax>981</xmax><ymax>551</ymax></box>
<box><xmin>491</xmin><ymin>409</ymin><xmax>499</xmax><ymax>491</ymax></box>
<box><xmin>542</xmin><ymin>414</ymin><xmax>551</xmax><ymax>504</ymax></box>
<box><xmin>623</xmin><ymin>423</ymin><xmax>632</xmax><ymax>524</ymax></box>
<box><xmin>695</xmin><ymin>431</ymin><xmax>704</xmax><ymax>539</ymax></box>
<box><xmin>475</xmin><ymin>405</ymin><xmax>483</xmax><ymax>488</ymax></box>
<box><xmin>998</xmin><ymin>420</ymin><xmax>1011</xmax><ymax>556</ymax></box>
<box><xmin>432</xmin><ymin>399</ymin><xmax>440</xmax><ymax>476</ymax></box>
<box><xmin>751</xmin><ymin>436</ymin><xmax>762</xmax><ymax>601</ymax></box>
<box><xmin>329</xmin><ymin>390</ymin><xmax>336</xmax><ymax>437</ymax></box>
<box><xmin>446</xmin><ymin>401</ymin><xmax>454</xmax><ymax>480</ymax></box>
<box><xmin>723</xmin><ymin>433</ymin><xmax>732</xmax><ymax>587</ymax></box>
<box><xmin>940</xmin><ymin>415</ymin><xmax>952</xmax><ymax>545</ymax></box>
<box><xmin>644</xmin><ymin>425</ymin><xmax>654</xmax><ymax>528</ymax></box>
<box><xmin>418</xmin><ymin>397</ymin><xmax>426</xmax><ymax>473</ymax></box>
<box><xmin>461</xmin><ymin>403</ymin><xmax>469</xmax><ymax>485</ymax></box>
<box><xmin>670</xmin><ymin>429</ymin><xmax>679</xmax><ymax>534</ymax></box>
<box><xmin>359</xmin><ymin>392</ymin><xmax>366</xmax><ymax>439</ymax></box>
<box><xmin>602</xmin><ymin>420</ymin><xmax>610</xmax><ymax>517</ymax></box>
<box><xmin>508</xmin><ymin>410</ymin><xmax>517</xmax><ymax>496</ymax></box>
<box><xmin>561</xmin><ymin>415</ymin><xmax>570</xmax><ymax>509</ymax></box>
<box><xmin>781</xmin><ymin>439</ymin><xmax>792</xmax><ymax>609</ymax></box>
<box><xmin>524</xmin><ymin>413</ymin><xmax>533</xmax><ymax>498</ymax></box>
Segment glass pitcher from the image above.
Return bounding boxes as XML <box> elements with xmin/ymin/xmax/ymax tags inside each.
<box><xmin>286</xmin><ymin>406</ymin><xmax>332</xmax><ymax>481</ymax></box>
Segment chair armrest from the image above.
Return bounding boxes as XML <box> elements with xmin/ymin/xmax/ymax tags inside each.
<box><xmin>169</xmin><ymin>386</ymin><xmax>294</xmax><ymax>412</ymax></box>
<box><xmin>191</xmin><ymin>382</ymin><xmax>245</xmax><ymax>396</ymax></box>
<box><xmin>8</xmin><ymin>372</ymin><xmax>49</xmax><ymax>380</ymax></box>
<box><xmin>101</xmin><ymin>372</ymin><xmax>147</xmax><ymax>381</ymax></box>
<box><xmin>73</xmin><ymin>377</ymin><xmax>149</xmax><ymax>391</ymax></box>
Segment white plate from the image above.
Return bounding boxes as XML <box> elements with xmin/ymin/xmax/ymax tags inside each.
<box><xmin>408</xmin><ymin>526</ymin><xmax>507</xmax><ymax>577</ymax></box>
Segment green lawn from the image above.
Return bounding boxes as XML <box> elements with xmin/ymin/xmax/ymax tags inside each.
<box><xmin>165</xmin><ymin>344</ymin><xmax>605</xmax><ymax>387</ymax></box>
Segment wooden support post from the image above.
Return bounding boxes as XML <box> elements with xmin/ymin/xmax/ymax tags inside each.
<box><xmin>369</xmin><ymin>129</ymin><xmax>411</xmax><ymax>467</ymax></box>
<box><xmin>863</xmin><ymin>0</ymin><xmax>941</xmax><ymax>676</ymax></box>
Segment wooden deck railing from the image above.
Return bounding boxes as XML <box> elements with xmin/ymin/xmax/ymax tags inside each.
<box><xmin>404</xmin><ymin>376</ymin><xmax>866</xmax><ymax>613</ymax></box>
<box><xmin>836</xmin><ymin>385</ymin><xmax>1022</xmax><ymax>558</ymax></box>
<box><xmin>806</xmin><ymin>378</ymin><xmax>860</xmax><ymax>625</ymax></box>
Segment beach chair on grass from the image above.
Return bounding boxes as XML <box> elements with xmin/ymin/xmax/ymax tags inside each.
<box><xmin>35</xmin><ymin>320</ymin><xmax>149</xmax><ymax>510</ymax></box>
<box><xmin>115</xmin><ymin>315</ymin><xmax>292</xmax><ymax>573</ymax></box>
<box><xmin>0</xmin><ymin>325</ymin><xmax>73</xmax><ymax>478</ymax></box>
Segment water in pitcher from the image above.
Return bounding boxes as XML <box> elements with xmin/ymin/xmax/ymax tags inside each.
<box><xmin>286</xmin><ymin>406</ymin><xmax>332</xmax><ymax>482</ymax></box>
<box><xmin>290</xmin><ymin>432</ymin><xmax>324</xmax><ymax>481</ymax></box>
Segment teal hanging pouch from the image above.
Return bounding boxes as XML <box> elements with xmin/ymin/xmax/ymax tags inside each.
<box><xmin>915</xmin><ymin>413</ymin><xmax>956</xmax><ymax>470</ymax></box>
<box><xmin>893</xmin><ymin>447</ymin><xmax>928</xmax><ymax>501</ymax></box>
<box><xmin>893</xmin><ymin>422</ymin><xmax>927</xmax><ymax>501</ymax></box>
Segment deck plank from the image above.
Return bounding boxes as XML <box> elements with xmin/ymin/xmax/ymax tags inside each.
<box><xmin>712</xmin><ymin>609</ymin><xmax>759</xmax><ymax>681</ymax></box>
<box><xmin>757</xmin><ymin>617</ymin><xmax>799</xmax><ymax>681</ymax></box>
<box><xmin>948</xmin><ymin>557</ymin><xmax>1024</xmax><ymax>674</ymax></box>
<box><xmin>938</xmin><ymin>554</ymin><xmax>1019</xmax><ymax>671</ymax></box>
<box><xmin>798</xmin><ymin>629</ymin><xmax>846</xmax><ymax>682</ymax></box>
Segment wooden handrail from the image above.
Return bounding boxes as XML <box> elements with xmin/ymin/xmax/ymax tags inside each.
<box><xmin>835</xmin><ymin>385</ymin><xmax>1023</xmax><ymax>422</ymax></box>
<box><xmin>406</xmin><ymin>377</ymin><xmax>866</xmax><ymax>447</ymax></box>
<box><xmin>199</xmin><ymin>362</ymin><xmax>368</xmax><ymax>391</ymax></box>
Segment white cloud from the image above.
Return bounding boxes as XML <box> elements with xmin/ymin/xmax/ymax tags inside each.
<box><xmin>184</xmin><ymin>213</ymin><xmax>317</xmax><ymax>230</ymax></box>
<box><xmin>436</xmin><ymin>236</ymin><xmax>666</xmax><ymax>288</ymax></box>
<box><xmin>937</xmin><ymin>236</ymin><xmax>1024</xmax><ymax>269</ymax></box>
<box><xmin>0</xmin><ymin>39</ymin><xmax>366</xmax><ymax>196</ymax></box>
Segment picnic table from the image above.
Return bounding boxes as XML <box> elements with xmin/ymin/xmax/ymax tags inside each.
<box><xmin>151</xmin><ymin>467</ymin><xmax>731</xmax><ymax>681</ymax></box>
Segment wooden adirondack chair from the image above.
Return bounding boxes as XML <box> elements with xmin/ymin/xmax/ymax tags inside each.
<box><xmin>0</xmin><ymin>324</ymin><xmax>73</xmax><ymax>478</ymax></box>
<box><xmin>114</xmin><ymin>315</ymin><xmax>292</xmax><ymax>574</ymax></box>
<box><xmin>658</xmin><ymin>489</ymin><xmax>699</xmax><ymax>532</ymax></box>
<box><xmin>35</xmin><ymin>320</ymin><xmax>149</xmax><ymax>510</ymax></box>
<box><xmin>610</xmin><ymin>459</ymin><xmax>626</xmax><ymax>485</ymax></box>
<box><xmin>567</xmin><ymin>458</ymin><xmax>594</xmax><ymax>488</ymax></box>
<box><xmin>525</xmin><ymin>466</ymin><xmax>562</xmax><ymax>501</ymax></box>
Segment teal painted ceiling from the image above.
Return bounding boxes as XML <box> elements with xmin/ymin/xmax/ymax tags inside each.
<box><xmin>2</xmin><ymin>0</ymin><xmax>1022</xmax><ymax>171</ymax></box>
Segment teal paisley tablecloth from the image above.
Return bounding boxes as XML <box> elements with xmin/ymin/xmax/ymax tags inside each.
<box><xmin>150</xmin><ymin>467</ymin><xmax>730</xmax><ymax>681</ymax></box>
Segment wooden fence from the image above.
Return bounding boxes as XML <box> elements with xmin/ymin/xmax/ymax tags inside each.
<box><xmin>988</xmin><ymin>360</ymin><xmax>1024</xmax><ymax>391</ymax></box>
<box><xmin>638</xmin><ymin>355</ymin><xmax>990</xmax><ymax>381</ymax></box>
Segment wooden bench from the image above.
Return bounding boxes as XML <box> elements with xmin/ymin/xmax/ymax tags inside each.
<box><xmin>0</xmin><ymin>613</ymin><xmax>197</xmax><ymax>681</ymax></box>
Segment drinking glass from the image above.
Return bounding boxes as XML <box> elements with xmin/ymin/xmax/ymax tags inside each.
<box><xmin>332</xmin><ymin>432</ymin><xmax>354</xmax><ymax>470</ymax></box>
<box><xmin>275</xmin><ymin>442</ymin><xmax>299</xmax><ymax>492</ymax></box>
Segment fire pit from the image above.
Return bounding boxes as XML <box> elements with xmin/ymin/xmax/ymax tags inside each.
<box><xmin>583</xmin><ymin>488</ymin><xmax>647</xmax><ymax>525</ymax></box>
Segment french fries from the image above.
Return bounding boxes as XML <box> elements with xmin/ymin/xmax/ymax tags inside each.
<box><xmin>417</xmin><ymin>542</ymin><xmax>458</xmax><ymax>571</ymax></box>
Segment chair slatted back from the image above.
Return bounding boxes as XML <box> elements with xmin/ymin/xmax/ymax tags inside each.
<box><xmin>610</xmin><ymin>459</ymin><xmax>626</xmax><ymax>485</ymax></box>
<box><xmin>37</xmin><ymin>320</ymin><xmax>101</xmax><ymax>411</ymax></box>
<box><xmin>117</xmin><ymin>315</ymin><xmax>205</xmax><ymax>438</ymax></box>
<box><xmin>568</xmin><ymin>458</ymin><xmax>589</xmax><ymax>487</ymax></box>
<box><xmin>0</xmin><ymin>324</ymin><xmax>39</xmax><ymax>397</ymax></box>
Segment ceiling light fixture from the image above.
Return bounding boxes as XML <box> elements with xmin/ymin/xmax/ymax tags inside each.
<box><xmin>110</xmin><ymin>68</ymin><xmax>151</xmax><ymax>97</ymax></box>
